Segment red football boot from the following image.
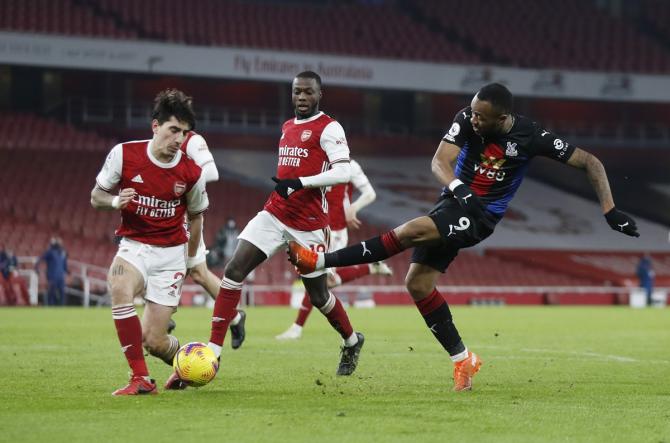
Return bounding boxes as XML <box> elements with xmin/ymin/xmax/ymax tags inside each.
<box><xmin>112</xmin><ymin>375</ymin><xmax>158</xmax><ymax>396</ymax></box>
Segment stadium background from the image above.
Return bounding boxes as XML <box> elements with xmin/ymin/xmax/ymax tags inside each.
<box><xmin>0</xmin><ymin>0</ymin><xmax>669</xmax><ymax>308</ymax></box>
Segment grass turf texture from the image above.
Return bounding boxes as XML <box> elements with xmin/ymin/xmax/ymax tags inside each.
<box><xmin>0</xmin><ymin>306</ymin><xmax>668</xmax><ymax>443</ymax></box>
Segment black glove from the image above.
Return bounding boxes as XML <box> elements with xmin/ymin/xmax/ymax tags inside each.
<box><xmin>605</xmin><ymin>207</ymin><xmax>639</xmax><ymax>237</ymax></box>
<box><xmin>452</xmin><ymin>182</ymin><xmax>486</xmax><ymax>221</ymax></box>
<box><xmin>272</xmin><ymin>176</ymin><xmax>303</xmax><ymax>199</ymax></box>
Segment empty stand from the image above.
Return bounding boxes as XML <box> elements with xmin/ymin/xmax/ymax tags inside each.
<box><xmin>3</xmin><ymin>0</ymin><xmax>668</xmax><ymax>73</ymax></box>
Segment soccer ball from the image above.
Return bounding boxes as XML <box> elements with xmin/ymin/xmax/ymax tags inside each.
<box><xmin>173</xmin><ymin>342</ymin><xmax>219</xmax><ymax>387</ymax></box>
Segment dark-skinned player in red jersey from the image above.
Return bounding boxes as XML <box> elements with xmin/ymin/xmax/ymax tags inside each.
<box><xmin>289</xmin><ymin>83</ymin><xmax>639</xmax><ymax>392</ymax></box>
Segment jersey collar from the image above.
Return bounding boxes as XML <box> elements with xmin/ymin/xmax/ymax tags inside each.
<box><xmin>147</xmin><ymin>140</ymin><xmax>182</xmax><ymax>168</ymax></box>
<box><xmin>293</xmin><ymin>111</ymin><xmax>323</xmax><ymax>125</ymax></box>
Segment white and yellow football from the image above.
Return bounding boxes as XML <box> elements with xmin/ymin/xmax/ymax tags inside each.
<box><xmin>173</xmin><ymin>342</ymin><xmax>219</xmax><ymax>387</ymax></box>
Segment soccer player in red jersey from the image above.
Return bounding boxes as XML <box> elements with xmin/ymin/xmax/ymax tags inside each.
<box><xmin>289</xmin><ymin>83</ymin><xmax>639</xmax><ymax>391</ymax></box>
<box><xmin>206</xmin><ymin>71</ymin><xmax>364</xmax><ymax>376</ymax></box>
<box><xmin>91</xmin><ymin>90</ymin><xmax>209</xmax><ymax>395</ymax></box>
<box><xmin>276</xmin><ymin>159</ymin><xmax>393</xmax><ymax>340</ymax></box>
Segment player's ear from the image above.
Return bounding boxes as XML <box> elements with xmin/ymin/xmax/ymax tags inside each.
<box><xmin>151</xmin><ymin>119</ymin><xmax>159</xmax><ymax>134</ymax></box>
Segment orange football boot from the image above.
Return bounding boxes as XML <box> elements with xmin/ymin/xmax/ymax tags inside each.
<box><xmin>287</xmin><ymin>241</ymin><xmax>319</xmax><ymax>274</ymax></box>
<box><xmin>453</xmin><ymin>351</ymin><xmax>482</xmax><ymax>392</ymax></box>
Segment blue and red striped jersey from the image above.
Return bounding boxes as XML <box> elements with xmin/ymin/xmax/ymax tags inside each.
<box><xmin>442</xmin><ymin>107</ymin><xmax>575</xmax><ymax>222</ymax></box>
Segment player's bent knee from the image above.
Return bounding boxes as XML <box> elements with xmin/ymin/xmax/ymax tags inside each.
<box><xmin>142</xmin><ymin>332</ymin><xmax>167</xmax><ymax>356</ymax></box>
<box><xmin>405</xmin><ymin>277</ymin><xmax>432</xmax><ymax>300</ymax></box>
<box><xmin>308</xmin><ymin>291</ymin><xmax>329</xmax><ymax>308</ymax></box>
<box><xmin>223</xmin><ymin>264</ymin><xmax>246</xmax><ymax>284</ymax></box>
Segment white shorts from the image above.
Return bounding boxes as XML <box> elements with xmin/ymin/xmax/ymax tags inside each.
<box><xmin>330</xmin><ymin>228</ymin><xmax>348</xmax><ymax>251</ymax></box>
<box><xmin>116</xmin><ymin>238</ymin><xmax>187</xmax><ymax>307</ymax></box>
<box><xmin>238</xmin><ymin>210</ymin><xmax>330</xmax><ymax>278</ymax></box>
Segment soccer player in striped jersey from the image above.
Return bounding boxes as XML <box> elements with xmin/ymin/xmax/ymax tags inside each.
<box><xmin>288</xmin><ymin>83</ymin><xmax>639</xmax><ymax>391</ymax></box>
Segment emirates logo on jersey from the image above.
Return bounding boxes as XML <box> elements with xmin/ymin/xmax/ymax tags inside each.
<box><xmin>173</xmin><ymin>181</ymin><xmax>186</xmax><ymax>197</ymax></box>
<box><xmin>300</xmin><ymin>130</ymin><xmax>312</xmax><ymax>142</ymax></box>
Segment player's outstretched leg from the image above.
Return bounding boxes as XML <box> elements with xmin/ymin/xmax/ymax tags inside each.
<box><xmin>288</xmin><ymin>230</ymin><xmax>404</xmax><ymax>274</ymax></box>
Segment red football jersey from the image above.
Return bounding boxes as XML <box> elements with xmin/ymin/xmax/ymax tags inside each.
<box><xmin>264</xmin><ymin>112</ymin><xmax>350</xmax><ymax>231</ymax></box>
<box><xmin>96</xmin><ymin>140</ymin><xmax>209</xmax><ymax>246</ymax></box>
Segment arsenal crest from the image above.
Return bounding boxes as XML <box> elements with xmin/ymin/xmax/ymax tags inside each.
<box><xmin>174</xmin><ymin>181</ymin><xmax>186</xmax><ymax>197</ymax></box>
<box><xmin>300</xmin><ymin>130</ymin><xmax>312</xmax><ymax>142</ymax></box>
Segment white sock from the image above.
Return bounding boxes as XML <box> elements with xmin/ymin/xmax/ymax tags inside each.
<box><xmin>207</xmin><ymin>342</ymin><xmax>222</xmax><ymax>358</ymax></box>
<box><xmin>230</xmin><ymin>311</ymin><xmax>242</xmax><ymax>326</ymax></box>
<box><xmin>450</xmin><ymin>348</ymin><xmax>469</xmax><ymax>363</ymax></box>
<box><xmin>290</xmin><ymin>323</ymin><xmax>303</xmax><ymax>332</ymax></box>
<box><xmin>344</xmin><ymin>332</ymin><xmax>359</xmax><ymax>347</ymax></box>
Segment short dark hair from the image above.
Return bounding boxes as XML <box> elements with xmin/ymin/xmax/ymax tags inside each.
<box><xmin>152</xmin><ymin>89</ymin><xmax>196</xmax><ymax>129</ymax></box>
<box><xmin>476</xmin><ymin>83</ymin><xmax>513</xmax><ymax>114</ymax></box>
<box><xmin>295</xmin><ymin>71</ymin><xmax>322</xmax><ymax>88</ymax></box>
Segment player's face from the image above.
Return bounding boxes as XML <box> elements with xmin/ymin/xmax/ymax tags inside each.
<box><xmin>470</xmin><ymin>96</ymin><xmax>507</xmax><ymax>138</ymax></box>
<box><xmin>151</xmin><ymin>116</ymin><xmax>190</xmax><ymax>158</ymax></box>
<box><xmin>292</xmin><ymin>77</ymin><xmax>322</xmax><ymax>119</ymax></box>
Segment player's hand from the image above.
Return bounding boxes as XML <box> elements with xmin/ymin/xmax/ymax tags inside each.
<box><xmin>272</xmin><ymin>177</ymin><xmax>303</xmax><ymax>199</ymax></box>
<box><xmin>605</xmin><ymin>207</ymin><xmax>639</xmax><ymax>237</ymax></box>
<box><xmin>116</xmin><ymin>188</ymin><xmax>137</xmax><ymax>209</ymax></box>
<box><xmin>345</xmin><ymin>207</ymin><xmax>362</xmax><ymax>230</ymax></box>
<box><xmin>452</xmin><ymin>183</ymin><xmax>485</xmax><ymax>221</ymax></box>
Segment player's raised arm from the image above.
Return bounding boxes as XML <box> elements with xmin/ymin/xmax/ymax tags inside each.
<box><xmin>566</xmin><ymin>147</ymin><xmax>639</xmax><ymax>237</ymax></box>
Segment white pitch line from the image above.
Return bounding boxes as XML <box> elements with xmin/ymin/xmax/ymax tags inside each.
<box><xmin>477</xmin><ymin>345</ymin><xmax>670</xmax><ymax>364</ymax></box>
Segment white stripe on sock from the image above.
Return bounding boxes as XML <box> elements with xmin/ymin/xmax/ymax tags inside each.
<box><xmin>112</xmin><ymin>304</ymin><xmax>137</xmax><ymax>320</ymax></box>
<box><xmin>318</xmin><ymin>292</ymin><xmax>336</xmax><ymax>314</ymax></box>
<box><xmin>220</xmin><ymin>277</ymin><xmax>243</xmax><ymax>290</ymax></box>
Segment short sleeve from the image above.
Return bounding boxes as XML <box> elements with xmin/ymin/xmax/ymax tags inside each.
<box><xmin>350</xmin><ymin>159</ymin><xmax>371</xmax><ymax>190</ymax></box>
<box><xmin>320</xmin><ymin>121</ymin><xmax>350</xmax><ymax>165</ymax></box>
<box><xmin>186</xmin><ymin>173</ymin><xmax>209</xmax><ymax>214</ymax></box>
<box><xmin>185</xmin><ymin>134</ymin><xmax>215</xmax><ymax>168</ymax></box>
<box><xmin>442</xmin><ymin>108</ymin><xmax>473</xmax><ymax>148</ymax></box>
<box><xmin>95</xmin><ymin>144</ymin><xmax>123</xmax><ymax>191</ymax></box>
<box><xmin>529</xmin><ymin>126</ymin><xmax>576</xmax><ymax>163</ymax></box>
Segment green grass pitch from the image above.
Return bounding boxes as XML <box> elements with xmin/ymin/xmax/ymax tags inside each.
<box><xmin>1</xmin><ymin>306</ymin><xmax>668</xmax><ymax>443</ymax></box>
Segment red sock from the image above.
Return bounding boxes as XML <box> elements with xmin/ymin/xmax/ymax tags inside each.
<box><xmin>112</xmin><ymin>304</ymin><xmax>148</xmax><ymax>377</ymax></box>
<box><xmin>295</xmin><ymin>291</ymin><xmax>313</xmax><ymax>327</ymax></box>
<box><xmin>209</xmin><ymin>277</ymin><xmax>243</xmax><ymax>346</ymax></box>
<box><xmin>334</xmin><ymin>265</ymin><xmax>371</xmax><ymax>284</ymax></box>
<box><xmin>414</xmin><ymin>288</ymin><xmax>445</xmax><ymax>315</ymax></box>
<box><xmin>380</xmin><ymin>230</ymin><xmax>403</xmax><ymax>255</ymax></box>
<box><xmin>319</xmin><ymin>293</ymin><xmax>354</xmax><ymax>339</ymax></box>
